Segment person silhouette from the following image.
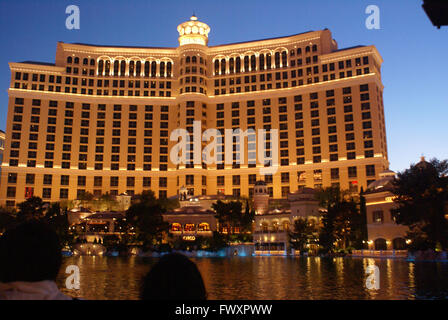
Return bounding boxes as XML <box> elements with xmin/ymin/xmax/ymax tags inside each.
<box><xmin>0</xmin><ymin>221</ymin><xmax>74</xmax><ymax>300</ymax></box>
<box><xmin>140</xmin><ymin>253</ymin><xmax>206</xmax><ymax>300</ymax></box>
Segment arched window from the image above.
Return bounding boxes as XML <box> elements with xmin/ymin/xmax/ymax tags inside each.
<box><xmin>98</xmin><ymin>60</ymin><xmax>104</xmax><ymax>74</ymax></box>
<box><xmin>250</xmin><ymin>55</ymin><xmax>256</xmax><ymax>71</ymax></box>
<box><xmin>171</xmin><ymin>223</ymin><xmax>182</xmax><ymax>232</ymax></box>
<box><xmin>312</xmin><ymin>44</ymin><xmax>317</xmax><ymax>52</ymax></box>
<box><xmin>136</xmin><ymin>61</ymin><xmax>141</xmax><ymax>76</ymax></box>
<box><xmin>374</xmin><ymin>238</ymin><xmax>387</xmax><ymax>250</ymax></box>
<box><xmin>274</xmin><ymin>52</ymin><xmax>280</xmax><ymax>68</ymax></box>
<box><xmin>67</xmin><ymin>56</ymin><xmax>72</xmax><ymax>64</ymax></box>
<box><xmin>192</xmin><ymin>56</ymin><xmax>197</xmax><ymax>63</ymax></box>
<box><xmin>74</xmin><ymin>57</ymin><xmax>79</xmax><ymax>64</ymax></box>
<box><xmin>244</xmin><ymin>56</ymin><xmax>249</xmax><ymax>71</ymax></box>
<box><xmin>129</xmin><ymin>61</ymin><xmax>135</xmax><ymax>77</ymax></box>
<box><xmin>235</xmin><ymin>57</ymin><xmax>241</xmax><ymax>73</ymax></box>
<box><xmin>198</xmin><ymin>223</ymin><xmax>210</xmax><ymax>231</ymax></box>
<box><xmin>166</xmin><ymin>62</ymin><xmax>172</xmax><ymax>77</ymax></box>
<box><xmin>120</xmin><ymin>61</ymin><xmax>126</xmax><ymax>76</ymax></box>
<box><xmin>90</xmin><ymin>59</ymin><xmax>95</xmax><ymax>66</ymax></box>
<box><xmin>259</xmin><ymin>54</ymin><xmax>265</xmax><ymax>70</ymax></box>
<box><xmin>214</xmin><ymin>60</ymin><xmax>219</xmax><ymax>74</ymax></box>
<box><xmin>281</xmin><ymin>51</ymin><xmax>287</xmax><ymax>67</ymax></box>
<box><xmin>184</xmin><ymin>224</ymin><xmax>195</xmax><ymax>232</ymax></box>
<box><xmin>113</xmin><ymin>61</ymin><xmax>119</xmax><ymax>75</ymax></box>
<box><xmin>83</xmin><ymin>58</ymin><xmax>88</xmax><ymax>65</ymax></box>
<box><xmin>159</xmin><ymin>61</ymin><xmax>165</xmax><ymax>77</ymax></box>
<box><xmin>266</xmin><ymin>53</ymin><xmax>271</xmax><ymax>69</ymax></box>
<box><xmin>305</xmin><ymin>46</ymin><xmax>310</xmax><ymax>53</ymax></box>
<box><xmin>229</xmin><ymin>58</ymin><xmax>234</xmax><ymax>74</ymax></box>
<box><xmin>220</xmin><ymin>58</ymin><xmax>226</xmax><ymax>75</ymax></box>
<box><xmin>186</xmin><ymin>56</ymin><xmax>191</xmax><ymax>63</ymax></box>
<box><xmin>151</xmin><ymin>61</ymin><xmax>157</xmax><ymax>77</ymax></box>
<box><xmin>144</xmin><ymin>61</ymin><xmax>150</xmax><ymax>77</ymax></box>
<box><xmin>104</xmin><ymin>60</ymin><xmax>110</xmax><ymax>76</ymax></box>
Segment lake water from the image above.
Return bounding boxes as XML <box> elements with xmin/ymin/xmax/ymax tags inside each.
<box><xmin>56</xmin><ymin>256</ymin><xmax>448</xmax><ymax>300</ymax></box>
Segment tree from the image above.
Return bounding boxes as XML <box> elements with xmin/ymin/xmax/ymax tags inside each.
<box><xmin>44</xmin><ymin>202</ymin><xmax>76</xmax><ymax>249</ymax></box>
<box><xmin>212</xmin><ymin>200</ymin><xmax>244</xmax><ymax>234</ymax></box>
<box><xmin>288</xmin><ymin>218</ymin><xmax>317</xmax><ymax>253</ymax></box>
<box><xmin>126</xmin><ymin>190</ymin><xmax>170</xmax><ymax>250</ymax></box>
<box><xmin>17</xmin><ymin>196</ymin><xmax>46</xmax><ymax>221</ymax></box>
<box><xmin>242</xmin><ymin>199</ymin><xmax>255</xmax><ymax>234</ymax></box>
<box><xmin>359</xmin><ymin>187</ymin><xmax>369</xmax><ymax>249</ymax></box>
<box><xmin>0</xmin><ymin>207</ymin><xmax>17</xmax><ymax>234</ymax></box>
<box><xmin>392</xmin><ymin>158</ymin><xmax>448</xmax><ymax>251</ymax></box>
<box><xmin>316</xmin><ymin>187</ymin><xmax>363</xmax><ymax>253</ymax></box>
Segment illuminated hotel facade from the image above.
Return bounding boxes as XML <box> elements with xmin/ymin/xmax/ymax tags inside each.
<box><xmin>0</xmin><ymin>16</ymin><xmax>389</xmax><ymax>207</ymax></box>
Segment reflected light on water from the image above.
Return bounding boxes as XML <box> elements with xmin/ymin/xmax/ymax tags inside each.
<box><xmin>56</xmin><ymin>256</ymin><xmax>448</xmax><ymax>300</ymax></box>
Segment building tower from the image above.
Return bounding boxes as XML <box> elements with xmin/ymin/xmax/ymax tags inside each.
<box><xmin>176</xmin><ymin>16</ymin><xmax>211</xmax><ymax>197</ymax></box>
<box><xmin>253</xmin><ymin>181</ymin><xmax>269</xmax><ymax>215</ymax></box>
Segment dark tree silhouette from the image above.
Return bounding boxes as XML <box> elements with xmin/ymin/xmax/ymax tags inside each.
<box><xmin>392</xmin><ymin>158</ymin><xmax>448</xmax><ymax>251</ymax></box>
<box><xmin>126</xmin><ymin>190</ymin><xmax>170</xmax><ymax>250</ymax></box>
<box><xmin>288</xmin><ymin>218</ymin><xmax>317</xmax><ymax>253</ymax></box>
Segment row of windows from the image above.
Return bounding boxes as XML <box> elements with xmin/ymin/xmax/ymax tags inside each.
<box><xmin>214</xmin><ymin>51</ymin><xmax>289</xmax><ymax>75</ymax></box>
<box><xmin>15</xmin><ymin>73</ymin><xmax>172</xmax><ymax>90</ymax></box>
<box><xmin>66</xmin><ymin>57</ymin><xmax>95</xmax><ymax>65</ymax></box>
<box><xmin>13</xmin><ymin>82</ymin><xmax>172</xmax><ymax>97</ymax></box>
<box><xmin>6</xmin><ymin>187</ymin><xmax>168</xmax><ymax>201</ymax></box>
<box><xmin>97</xmin><ymin>59</ymin><xmax>173</xmax><ymax>78</ymax></box>
<box><xmin>6</xmin><ymin>165</ymin><xmax>376</xmax><ymax>199</ymax></box>
<box><xmin>213</xmin><ymin>68</ymin><xmax>370</xmax><ymax>95</ymax></box>
<box><xmin>7</xmin><ymin>173</ymin><xmax>159</xmax><ymax>187</ymax></box>
<box><xmin>181</xmin><ymin>55</ymin><xmax>206</xmax><ymax>65</ymax></box>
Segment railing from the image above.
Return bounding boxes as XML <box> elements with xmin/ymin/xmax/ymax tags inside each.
<box><xmin>254</xmin><ymin>250</ymin><xmax>287</xmax><ymax>256</ymax></box>
<box><xmin>351</xmin><ymin>249</ymin><xmax>408</xmax><ymax>257</ymax></box>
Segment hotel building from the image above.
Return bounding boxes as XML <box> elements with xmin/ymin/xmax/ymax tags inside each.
<box><xmin>1</xmin><ymin>16</ymin><xmax>389</xmax><ymax>207</ymax></box>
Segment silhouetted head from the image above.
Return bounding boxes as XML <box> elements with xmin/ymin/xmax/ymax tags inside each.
<box><xmin>141</xmin><ymin>253</ymin><xmax>206</xmax><ymax>300</ymax></box>
<box><xmin>0</xmin><ymin>221</ymin><xmax>62</xmax><ymax>283</ymax></box>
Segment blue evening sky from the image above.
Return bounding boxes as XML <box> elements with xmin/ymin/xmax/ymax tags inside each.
<box><xmin>0</xmin><ymin>0</ymin><xmax>446</xmax><ymax>173</ymax></box>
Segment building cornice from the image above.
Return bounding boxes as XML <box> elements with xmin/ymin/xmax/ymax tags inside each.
<box><xmin>9</xmin><ymin>62</ymin><xmax>64</xmax><ymax>73</ymax></box>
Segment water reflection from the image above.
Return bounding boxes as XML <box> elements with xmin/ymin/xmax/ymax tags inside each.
<box><xmin>56</xmin><ymin>256</ymin><xmax>448</xmax><ymax>300</ymax></box>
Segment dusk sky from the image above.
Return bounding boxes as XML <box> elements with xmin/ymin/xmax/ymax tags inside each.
<box><xmin>0</xmin><ymin>0</ymin><xmax>446</xmax><ymax>173</ymax></box>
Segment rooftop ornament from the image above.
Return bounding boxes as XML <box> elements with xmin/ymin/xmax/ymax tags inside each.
<box><xmin>177</xmin><ymin>15</ymin><xmax>211</xmax><ymax>46</ymax></box>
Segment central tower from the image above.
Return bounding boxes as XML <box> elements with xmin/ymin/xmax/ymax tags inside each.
<box><xmin>176</xmin><ymin>16</ymin><xmax>211</xmax><ymax>197</ymax></box>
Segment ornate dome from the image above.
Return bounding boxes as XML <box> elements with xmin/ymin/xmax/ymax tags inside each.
<box><xmin>177</xmin><ymin>15</ymin><xmax>211</xmax><ymax>46</ymax></box>
<box><xmin>415</xmin><ymin>156</ymin><xmax>434</xmax><ymax>170</ymax></box>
